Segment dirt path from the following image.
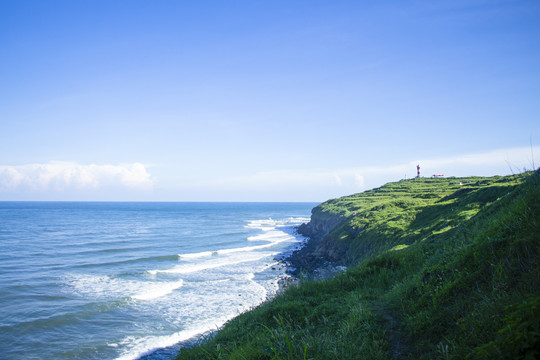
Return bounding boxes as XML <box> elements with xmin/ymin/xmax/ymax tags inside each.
<box><xmin>375</xmin><ymin>306</ymin><xmax>411</xmax><ymax>359</ymax></box>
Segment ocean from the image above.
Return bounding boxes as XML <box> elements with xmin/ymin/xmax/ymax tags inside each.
<box><xmin>0</xmin><ymin>202</ymin><xmax>315</xmax><ymax>360</ymax></box>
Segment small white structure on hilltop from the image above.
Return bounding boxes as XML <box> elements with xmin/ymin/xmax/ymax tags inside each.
<box><xmin>416</xmin><ymin>164</ymin><xmax>421</xmax><ymax>178</ymax></box>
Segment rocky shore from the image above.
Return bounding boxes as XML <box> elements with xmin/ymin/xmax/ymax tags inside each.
<box><xmin>290</xmin><ymin>210</ymin><xmax>350</xmax><ymax>272</ymax></box>
<box><xmin>273</xmin><ymin>221</ymin><xmax>348</xmax><ymax>292</ymax></box>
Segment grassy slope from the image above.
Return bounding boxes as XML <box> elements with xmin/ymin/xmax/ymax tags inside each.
<box><xmin>175</xmin><ymin>171</ymin><xmax>540</xmax><ymax>360</ymax></box>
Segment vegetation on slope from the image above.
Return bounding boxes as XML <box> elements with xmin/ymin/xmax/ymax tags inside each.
<box><xmin>175</xmin><ymin>170</ymin><xmax>540</xmax><ymax>360</ymax></box>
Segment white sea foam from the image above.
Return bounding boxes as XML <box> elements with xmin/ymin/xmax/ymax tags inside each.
<box><xmin>245</xmin><ymin>217</ymin><xmax>309</xmax><ymax>230</ymax></box>
<box><xmin>176</xmin><ymin>244</ymin><xmax>272</xmax><ymax>261</ymax></box>
<box><xmin>211</xmin><ymin>234</ymin><xmax>293</xmax><ymax>255</ymax></box>
<box><xmin>201</xmin><ymin>278</ymin><xmax>231</xmax><ymax>285</ymax></box>
<box><xmin>247</xmin><ymin>230</ymin><xmax>292</xmax><ymax>242</ymax></box>
<box><xmin>148</xmin><ymin>253</ymin><xmax>271</xmax><ymax>275</ymax></box>
<box><xmin>114</xmin><ymin>323</ymin><xmax>220</xmax><ymax>360</ymax></box>
<box><xmin>244</xmin><ymin>219</ymin><xmax>276</xmax><ymax>230</ymax></box>
<box><xmin>177</xmin><ymin>250</ymin><xmax>216</xmax><ymax>259</ymax></box>
<box><xmin>113</xmin><ymin>274</ymin><xmax>268</xmax><ymax>360</ymax></box>
<box><xmin>175</xmin><ymin>225</ymin><xmax>295</xmax><ymax>261</ymax></box>
<box><xmin>217</xmin><ymin>242</ymin><xmax>276</xmax><ymax>254</ymax></box>
<box><xmin>131</xmin><ymin>280</ymin><xmax>184</xmax><ymax>301</ymax></box>
<box><xmin>64</xmin><ymin>274</ymin><xmax>184</xmax><ymax>301</ymax></box>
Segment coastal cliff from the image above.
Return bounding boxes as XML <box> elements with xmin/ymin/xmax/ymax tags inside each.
<box><xmin>289</xmin><ymin>207</ymin><xmax>350</xmax><ymax>275</ymax></box>
<box><xmin>177</xmin><ymin>170</ymin><xmax>540</xmax><ymax>360</ymax></box>
<box><xmin>291</xmin><ymin>174</ymin><xmax>509</xmax><ymax>274</ymax></box>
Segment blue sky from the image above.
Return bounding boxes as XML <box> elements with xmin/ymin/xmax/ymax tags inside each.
<box><xmin>1</xmin><ymin>0</ymin><xmax>539</xmax><ymax>201</ymax></box>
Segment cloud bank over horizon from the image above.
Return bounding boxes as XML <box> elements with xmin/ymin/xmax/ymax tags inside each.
<box><xmin>0</xmin><ymin>161</ymin><xmax>153</xmax><ymax>200</ymax></box>
<box><xmin>0</xmin><ymin>146</ymin><xmax>537</xmax><ymax>201</ymax></box>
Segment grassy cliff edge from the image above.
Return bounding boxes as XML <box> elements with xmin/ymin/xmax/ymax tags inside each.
<box><xmin>176</xmin><ymin>171</ymin><xmax>540</xmax><ymax>359</ymax></box>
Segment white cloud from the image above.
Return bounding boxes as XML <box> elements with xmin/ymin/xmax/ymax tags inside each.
<box><xmin>0</xmin><ymin>161</ymin><xmax>153</xmax><ymax>192</ymax></box>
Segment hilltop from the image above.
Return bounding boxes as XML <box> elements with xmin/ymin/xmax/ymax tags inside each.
<box><xmin>176</xmin><ymin>170</ymin><xmax>540</xmax><ymax>359</ymax></box>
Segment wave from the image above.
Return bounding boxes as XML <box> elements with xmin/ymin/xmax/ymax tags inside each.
<box><xmin>64</xmin><ymin>274</ymin><xmax>184</xmax><ymax>301</ymax></box>
<box><xmin>175</xmin><ymin>240</ymin><xmax>289</xmax><ymax>261</ymax></box>
<box><xmin>244</xmin><ymin>217</ymin><xmax>309</xmax><ymax>230</ymax></box>
<box><xmin>131</xmin><ymin>280</ymin><xmax>184</xmax><ymax>301</ymax></box>
<box><xmin>113</xmin><ymin>322</ymin><xmax>224</xmax><ymax>360</ymax></box>
<box><xmin>175</xmin><ymin>225</ymin><xmax>297</xmax><ymax>261</ymax></box>
<box><xmin>72</xmin><ymin>254</ymin><xmax>180</xmax><ymax>269</ymax></box>
<box><xmin>115</xmin><ymin>270</ymin><xmax>275</xmax><ymax>360</ymax></box>
<box><xmin>148</xmin><ymin>217</ymin><xmax>304</xmax><ymax>278</ymax></box>
<box><xmin>180</xmin><ymin>241</ymin><xmax>286</xmax><ymax>260</ymax></box>
<box><xmin>113</xmin><ymin>273</ymin><xmax>270</xmax><ymax>360</ymax></box>
<box><xmin>247</xmin><ymin>231</ymin><xmax>293</xmax><ymax>242</ymax></box>
<box><xmin>148</xmin><ymin>253</ymin><xmax>273</xmax><ymax>275</ymax></box>
<box><xmin>178</xmin><ymin>251</ymin><xmax>217</xmax><ymax>259</ymax></box>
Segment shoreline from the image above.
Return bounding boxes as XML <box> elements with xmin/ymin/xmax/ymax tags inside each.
<box><xmin>144</xmin><ymin>225</ymin><xmax>346</xmax><ymax>360</ymax></box>
<box><xmin>281</xmin><ymin>225</ymin><xmax>347</xmax><ymax>282</ymax></box>
<box><xmin>137</xmin><ymin>224</ymin><xmax>314</xmax><ymax>360</ymax></box>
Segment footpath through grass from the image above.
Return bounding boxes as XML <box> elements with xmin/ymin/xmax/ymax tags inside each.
<box><xmin>175</xmin><ymin>171</ymin><xmax>540</xmax><ymax>360</ymax></box>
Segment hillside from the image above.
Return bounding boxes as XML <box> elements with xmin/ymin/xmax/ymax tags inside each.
<box><xmin>175</xmin><ymin>170</ymin><xmax>540</xmax><ymax>360</ymax></box>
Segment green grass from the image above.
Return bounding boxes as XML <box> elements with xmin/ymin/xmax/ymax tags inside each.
<box><xmin>175</xmin><ymin>171</ymin><xmax>540</xmax><ymax>360</ymax></box>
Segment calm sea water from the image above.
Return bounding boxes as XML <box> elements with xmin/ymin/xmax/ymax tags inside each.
<box><xmin>0</xmin><ymin>202</ymin><xmax>315</xmax><ymax>360</ymax></box>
